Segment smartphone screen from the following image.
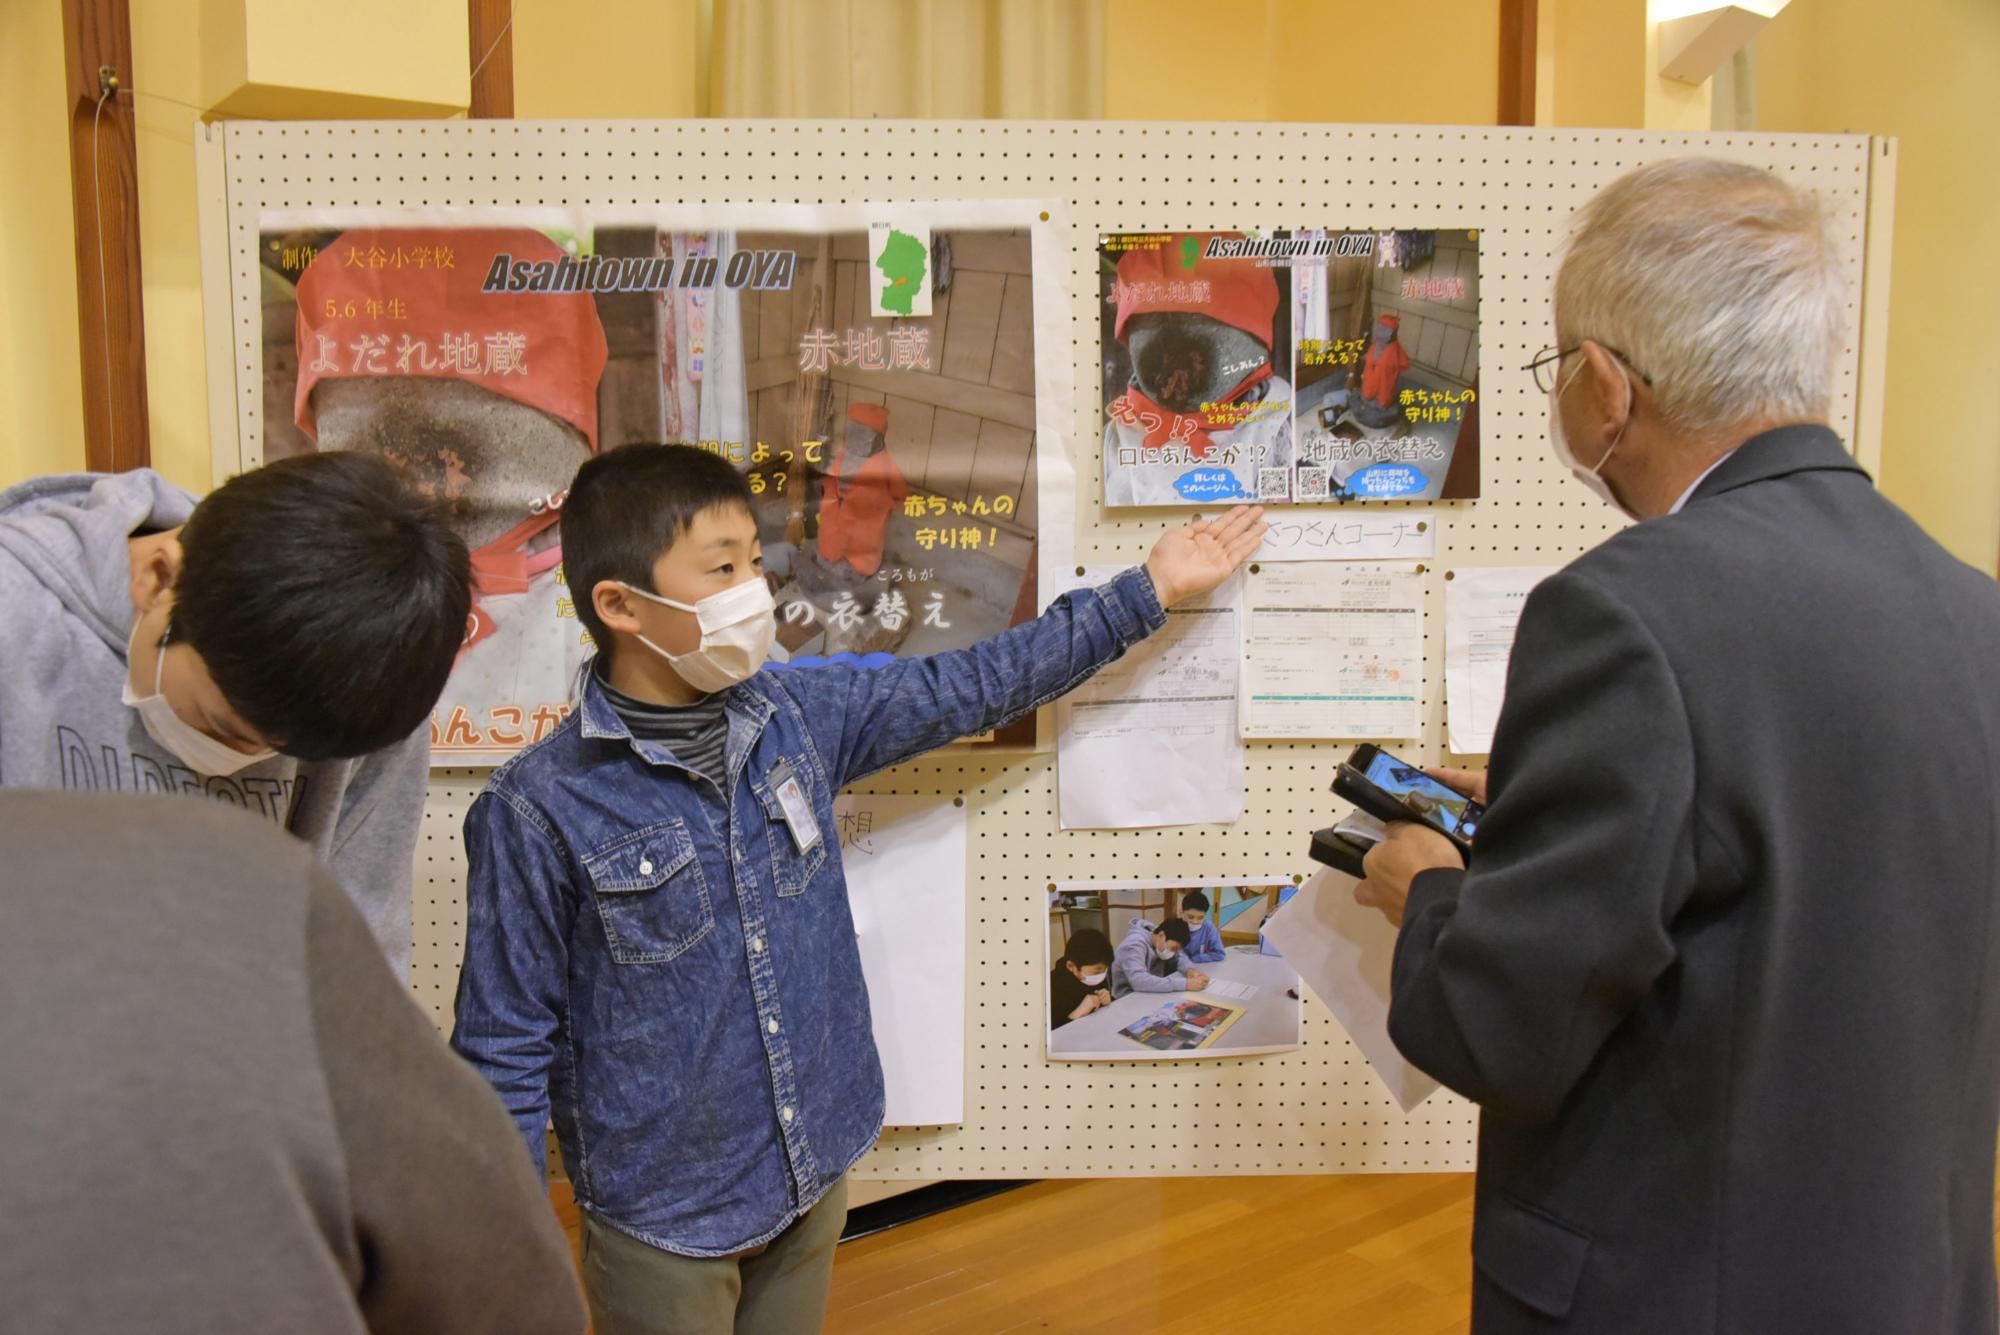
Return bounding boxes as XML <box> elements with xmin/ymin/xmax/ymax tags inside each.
<box><xmin>1361</xmin><ymin>750</ymin><xmax>1484</xmax><ymax>840</ymax></box>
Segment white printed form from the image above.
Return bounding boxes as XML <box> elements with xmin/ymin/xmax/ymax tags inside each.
<box><xmin>1240</xmin><ymin>563</ymin><xmax>1422</xmax><ymax>740</ymax></box>
<box><xmin>1056</xmin><ymin>568</ymin><xmax>1246</xmax><ymax>829</ymax></box>
<box><xmin>1443</xmin><ymin>565</ymin><xmax>1558</xmax><ymax>755</ymax></box>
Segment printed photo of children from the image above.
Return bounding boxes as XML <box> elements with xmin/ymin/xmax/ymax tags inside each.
<box><xmin>1047</xmin><ymin>880</ymin><xmax>1303</xmax><ymax>1061</ymax></box>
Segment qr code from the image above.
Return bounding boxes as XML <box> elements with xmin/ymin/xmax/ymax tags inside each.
<box><xmin>1296</xmin><ymin>465</ymin><xmax>1330</xmax><ymax>501</ymax></box>
<box><xmin>1257</xmin><ymin>467</ymin><xmax>1292</xmax><ymax>502</ymax></box>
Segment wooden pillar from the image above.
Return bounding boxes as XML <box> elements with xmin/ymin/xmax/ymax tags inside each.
<box><xmin>1498</xmin><ymin>0</ymin><xmax>1540</xmax><ymax>127</ymax></box>
<box><xmin>62</xmin><ymin>0</ymin><xmax>148</xmax><ymax>473</ymax></box>
<box><xmin>470</xmin><ymin>0</ymin><xmax>515</xmax><ymax>119</ymax></box>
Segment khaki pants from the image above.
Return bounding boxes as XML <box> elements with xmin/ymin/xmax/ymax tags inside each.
<box><xmin>581</xmin><ymin>1176</ymin><xmax>849</xmax><ymax>1335</ymax></box>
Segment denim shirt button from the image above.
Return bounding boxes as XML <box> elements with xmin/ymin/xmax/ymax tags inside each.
<box><xmin>780</xmin><ymin>1106</ymin><xmax>795</xmax><ymax>1124</ymax></box>
<box><xmin>639</xmin><ymin>859</ymin><xmax>654</xmax><ymax>875</ymax></box>
<box><xmin>750</xmin><ymin>935</ymin><xmax>765</xmax><ymax>953</ymax></box>
<box><xmin>767</xmin><ymin>1018</ymin><xmax>779</xmax><ymax>1034</ymax></box>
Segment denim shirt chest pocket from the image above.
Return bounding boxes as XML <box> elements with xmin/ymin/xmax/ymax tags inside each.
<box><xmin>582</xmin><ymin>819</ymin><xmax>715</xmax><ymax>964</ymax></box>
<box><xmin>753</xmin><ymin>754</ymin><xmax>829</xmax><ymax>897</ymax></box>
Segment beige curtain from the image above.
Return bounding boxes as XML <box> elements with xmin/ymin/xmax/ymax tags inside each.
<box><xmin>711</xmin><ymin>0</ymin><xmax>1104</xmax><ymax>118</ymax></box>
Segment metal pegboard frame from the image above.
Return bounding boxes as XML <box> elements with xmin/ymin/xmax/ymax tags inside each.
<box><xmin>210</xmin><ymin>119</ymin><xmax>1881</xmax><ymax>1179</ymax></box>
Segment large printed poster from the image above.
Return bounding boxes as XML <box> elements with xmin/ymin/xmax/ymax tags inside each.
<box><xmin>257</xmin><ymin>204</ymin><xmax>1066</xmax><ymax>765</ymax></box>
<box><xmin>1100</xmin><ymin>229</ymin><xmax>1480</xmax><ymax>507</ymax></box>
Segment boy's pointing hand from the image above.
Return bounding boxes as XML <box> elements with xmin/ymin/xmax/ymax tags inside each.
<box><xmin>1144</xmin><ymin>505</ymin><xmax>1269</xmax><ymax>608</ymax></box>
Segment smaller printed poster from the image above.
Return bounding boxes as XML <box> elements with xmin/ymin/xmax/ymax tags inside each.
<box><xmin>1099</xmin><ymin>232</ymin><xmax>1296</xmax><ymax>507</ymax></box>
<box><xmin>1101</xmin><ymin>228</ymin><xmax>1480</xmax><ymax>507</ymax></box>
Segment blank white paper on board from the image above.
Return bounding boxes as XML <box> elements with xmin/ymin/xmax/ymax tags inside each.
<box><xmin>840</xmin><ymin>793</ymin><xmax>968</xmax><ymax>1126</ymax></box>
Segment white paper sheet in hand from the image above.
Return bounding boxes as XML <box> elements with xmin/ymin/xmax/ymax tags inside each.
<box><xmin>1263</xmin><ymin>868</ymin><xmax>1440</xmax><ymax>1111</ymax></box>
<box><xmin>839</xmin><ymin>793</ymin><xmax>967</xmax><ymax>1126</ymax></box>
<box><xmin>1055</xmin><ymin>568</ymin><xmax>1246</xmax><ymax>828</ymax></box>
<box><xmin>1443</xmin><ymin>565</ymin><xmax>1559</xmax><ymax>755</ymax></box>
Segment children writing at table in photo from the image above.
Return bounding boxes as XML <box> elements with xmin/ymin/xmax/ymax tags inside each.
<box><xmin>1112</xmin><ymin>917</ymin><xmax>1214</xmax><ymax>998</ymax></box>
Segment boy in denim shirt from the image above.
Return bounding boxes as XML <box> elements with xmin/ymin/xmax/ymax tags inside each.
<box><xmin>451</xmin><ymin>444</ymin><xmax>1264</xmax><ymax>1334</ymax></box>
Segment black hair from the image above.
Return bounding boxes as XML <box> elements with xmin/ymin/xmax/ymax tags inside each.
<box><xmin>1181</xmin><ymin>890</ymin><xmax>1211</xmax><ymax>914</ymax></box>
<box><xmin>561</xmin><ymin>444</ymin><xmax>756</xmax><ymax>662</ymax></box>
<box><xmin>1062</xmin><ymin>928</ymin><xmax>1114</xmax><ymax>968</ymax></box>
<box><xmin>1157</xmin><ymin>918</ymin><xmax>1192</xmax><ymax>947</ymax></box>
<box><xmin>172</xmin><ymin>451</ymin><xmax>471</xmax><ymax>761</ymax></box>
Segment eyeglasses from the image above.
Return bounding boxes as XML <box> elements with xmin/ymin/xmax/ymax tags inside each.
<box><xmin>1523</xmin><ymin>344</ymin><xmax>1654</xmax><ymax>395</ymax></box>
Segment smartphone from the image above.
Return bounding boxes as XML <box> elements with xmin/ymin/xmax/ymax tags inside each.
<box><xmin>1332</xmin><ymin>744</ymin><xmax>1485</xmax><ymax>850</ymax></box>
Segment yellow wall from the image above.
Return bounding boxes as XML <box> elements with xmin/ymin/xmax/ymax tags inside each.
<box><xmin>133</xmin><ymin>2</ymin><xmax>215</xmax><ymax>493</ymax></box>
<box><xmin>1105</xmin><ymin>0</ymin><xmax>1497</xmax><ymax>125</ymax></box>
<box><xmin>0</xmin><ymin>0</ymin><xmax>88</xmax><ymax>483</ymax></box>
<box><xmin>204</xmin><ymin>0</ymin><xmax>468</xmax><ymax>118</ymax></box>
<box><xmin>515</xmin><ymin>0</ymin><xmax>699</xmax><ymax>118</ymax></box>
<box><xmin>1548</xmin><ymin>0</ymin><xmax>1644</xmax><ymax>127</ymax></box>
<box><xmin>1755</xmin><ymin>0</ymin><xmax>2000</xmax><ymax>571</ymax></box>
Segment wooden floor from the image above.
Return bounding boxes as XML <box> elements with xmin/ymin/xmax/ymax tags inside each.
<box><xmin>559</xmin><ymin>1174</ymin><xmax>1477</xmax><ymax>1333</ymax></box>
<box><xmin>555</xmin><ymin>1168</ymin><xmax>2000</xmax><ymax>1333</ymax></box>
<box><xmin>827</xmin><ymin>1176</ymin><xmax>1477</xmax><ymax>1335</ymax></box>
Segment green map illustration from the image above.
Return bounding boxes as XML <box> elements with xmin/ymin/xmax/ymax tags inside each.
<box><xmin>876</xmin><ymin>228</ymin><xmax>928</xmax><ymax>315</ymax></box>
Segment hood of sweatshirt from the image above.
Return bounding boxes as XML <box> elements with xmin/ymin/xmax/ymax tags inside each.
<box><xmin>0</xmin><ymin>471</ymin><xmax>198</xmax><ymax>657</ymax></box>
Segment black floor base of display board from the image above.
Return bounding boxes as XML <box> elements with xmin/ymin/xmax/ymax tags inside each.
<box><xmin>839</xmin><ymin>1179</ymin><xmax>1037</xmax><ymax>1243</ymax></box>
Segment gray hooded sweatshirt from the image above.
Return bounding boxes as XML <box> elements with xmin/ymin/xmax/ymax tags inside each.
<box><xmin>0</xmin><ymin>471</ymin><xmax>428</xmax><ymax>975</ymax></box>
<box><xmin>1112</xmin><ymin>917</ymin><xmax>1195</xmax><ymax>998</ymax></box>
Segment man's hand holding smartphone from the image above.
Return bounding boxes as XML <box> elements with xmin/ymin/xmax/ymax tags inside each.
<box><xmin>1350</xmin><ymin>759</ymin><xmax>1487</xmax><ymax>928</ymax></box>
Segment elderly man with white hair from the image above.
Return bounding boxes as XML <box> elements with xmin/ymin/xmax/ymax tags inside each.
<box><xmin>1356</xmin><ymin>158</ymin><xmax>2000</xmax><ymax>1333</ymax></box>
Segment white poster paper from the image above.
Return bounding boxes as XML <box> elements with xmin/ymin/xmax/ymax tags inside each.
<box><xmin>1054</xmin><ymin>567</ymin><xmax>1246</xmax><ymax>829</ymax></box>
<box><xmin>1240</xmin><ymin>563</ymin><xmax>1423</xmax><ymax>739</ymax></box>
<box><xmin>1443</xmin><ymin>565</ymin><xmax>1559</xmax><ymax>755</ymax></box>
<box><xmin>1252</xmin><ymin>512</ymin><xmax>1437</xmax><ymax>563</ymax></box>
<box><xmin>1263</xmin><ymin>868</ymin><xmax>1440</xmax><ymax>1111</ymax></box>
<box><xmin>839</xmin><ymin>793</ymin><xmax>967</xmax><ymax>1126</ymax></box>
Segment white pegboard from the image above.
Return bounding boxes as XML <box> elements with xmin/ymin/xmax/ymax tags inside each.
<box><xmin>205</xmin><ymin>119</ymin><xmax>1887</xmax><ymax>1179</ymax></box>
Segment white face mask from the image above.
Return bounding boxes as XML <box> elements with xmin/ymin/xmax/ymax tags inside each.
<box><xmin>622</xmin><ymin>578</ymin><xmax>776</xmax><ymax>693</ymax></box>
<box><xmin>1549</xmin><ymin>354</ymin><xmax>1633</xmax><ymax>515</ymax></box>
<box><xmin>1079</xmin><ymin>970</ymin><xmax>1109</xmax><ymax>987</ymax></box>
<box><xmin>121</xmin><ymin>625</ymin><xmax>276</xmax><ymax>777</ymax></box>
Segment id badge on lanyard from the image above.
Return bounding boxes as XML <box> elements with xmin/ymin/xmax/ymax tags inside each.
<box><xmin>769</xmin><ymin>760</ymin><xmax>822</xmax><ymax>853</ymax></box>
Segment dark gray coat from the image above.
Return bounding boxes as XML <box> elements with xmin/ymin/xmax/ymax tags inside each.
<box><xmin>1393</xmin><ymin>426</ymin><xmax>2000</xmax><ymax>1333</ymax></box>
